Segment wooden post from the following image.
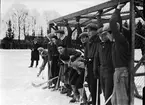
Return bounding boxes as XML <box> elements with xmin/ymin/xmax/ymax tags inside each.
<box><xmin>143</xmin><ymin>0</ymin><xmax>145</xmax><ymax>18</ymax></box>
<box><xmin>48</xmin><ymin>24</ymin><xmax>51</xmax><ymax>33</ymax></box>
<box><xmin>75</xmin><ymin>16</ymin><xmax>82</xmax><ymax>45</ymax></box>
<box><xmin>129</xmin><ymin>0</ymin><xmax>135</xmax><ymax>105</ymax></box>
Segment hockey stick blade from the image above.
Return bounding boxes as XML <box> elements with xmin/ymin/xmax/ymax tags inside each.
<box><xmin>32</xmin><ymin>76</ymin><xmax>58</xmax><ymax>87</ymax></box>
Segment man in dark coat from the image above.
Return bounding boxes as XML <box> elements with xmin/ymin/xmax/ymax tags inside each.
<box><xmin>48</xmin><ymin>36</ymin><xmax>60</xmax><ymax>88</ymax></box>
<box><xmin>84</xmin><ymin>23</ymin><xmax>101</xmax><ymax>105</ymax></box>
<box><xmin>79</xmin><ymin>32</ymin><xmax>89</xmax><ymax>105</ymax></box>
<box><xmin>29</xmin><ymin>39</ymin><xmax>40</xmax><ymax>68</ymax></box>
<box><xmin>55</xmin><ymin>30</ymin><xmax>67</xmax><ymax>46</ymax></box>
<box><xmin>94</xmin><ymin>28</ymin><xmax>114</xmax><ymax>105</ymax></box>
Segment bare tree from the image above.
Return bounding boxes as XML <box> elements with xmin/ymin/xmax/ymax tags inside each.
<box><xmin>11</xmin><ymin>3</ymin><xmax>28</xmax><ymax>40</ymax></box>
<box><xmin>29</xmin><ymin>9</ymin><xmax>40</xmax><ymax>36</ymax></box>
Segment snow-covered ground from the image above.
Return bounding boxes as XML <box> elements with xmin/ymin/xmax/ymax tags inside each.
<box><xmin>0</xmin><ymin>49</ymin><xmax>143</xmax><ymax>105</ymax></box>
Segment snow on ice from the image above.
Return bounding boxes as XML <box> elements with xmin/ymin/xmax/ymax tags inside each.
<box><xmin>0</xmin><ymin>49</ymin><xmax>143</xmax><ymax>105</ymax></box>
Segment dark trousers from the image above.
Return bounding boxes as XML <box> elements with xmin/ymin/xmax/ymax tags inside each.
<box><xmin>30</xmin><ymin>60</ymin><xmax>39</xmax><ymax>67</ymax></box>
<box><xmin>51</xmin><ymin>56</ymin><xmax>59</xmax><ymax>85</ymax></box>
<box><xmin>75</xmin><ymin>70</ymin><xmax>85</xmax><ymax>89</ymax></box>
<box><xmin>69</xmin><ymin>69</ymin><xmax>79</xmax><ymax>85</ymax></box>
<box><xmin>100</xmin><ymin>73</ymin><xmax>113</xmax><ymax>105</ymax></box>
<box><xmin>87</xmin><ymin>62</ymin><xmax>100</xmax><ymax>105</ymax></box>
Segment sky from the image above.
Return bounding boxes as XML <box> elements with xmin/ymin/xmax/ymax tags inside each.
<box><xmin>1</xmin><ymin>0</ymin><xmax>108</xmax><ymax>16</ymax></box>
<box><xmin>0</xmin><ymin>0</ymin><xmax>109</xmax><ymax>39</ymax></box>
<box><xmin>1</xmin><ymin>0</ymin><xmax>139</xmax><ymax>39</ymax></box>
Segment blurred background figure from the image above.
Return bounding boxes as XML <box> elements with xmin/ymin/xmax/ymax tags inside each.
<box><xmin>29</xmin><ymin>38</ymin><xmax>41</xmax><ymax>68</ymax></box>
<box><xmin>37</xmin><ymin>47</ymin><xmax>48</xmax><ymax>77</ymax></box>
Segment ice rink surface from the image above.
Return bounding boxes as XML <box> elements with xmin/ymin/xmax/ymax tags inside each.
<box><xmin>0</xmin><ymin>49</ymin><xmax>143</xmax><ymax>105</ymax></box>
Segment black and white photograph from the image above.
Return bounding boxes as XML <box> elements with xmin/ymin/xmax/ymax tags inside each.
<box><xmin>0</xmin><ymin>0</ymin><xmax>145</xmax><ymax>105</ymax></box>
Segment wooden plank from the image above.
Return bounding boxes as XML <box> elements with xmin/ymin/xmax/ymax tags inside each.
<box><xmin>49</xmin><ymin>0</ymin><xmax>129</xmax><ymax>23</ymax></box>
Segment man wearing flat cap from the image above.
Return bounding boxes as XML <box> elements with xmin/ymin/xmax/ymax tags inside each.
<box><xmin>84</xmin><ymin>22</ymin><xmax>102</xmax><ymax>105</ymax></box>
<box><xmin>79</xmin><ymin>32</ymin><xmax>88</xmax><ymax>39</ymax></box>
<box><xmin>55</xmin><ymin>29</ymin><xmax>67</xmax><ymax>46</ymax></box>
<box><xmin>94</xmin><ymin>23</ymin><xmax>114</xmax><ymax>105</ymax></box>
<box><xmin>47</xmin><ymin>35</ymin><xmax>60</xmax><ymax>88</ymax></box>
<box><xmin>85</xmin><ymin>23</ymin><xmax>98</xmax><ymax>33</ymax></box>
<box><xmin>79</xmin><ymin>32</ymin><xmax>89</xmax><ymax>47</ymax></box>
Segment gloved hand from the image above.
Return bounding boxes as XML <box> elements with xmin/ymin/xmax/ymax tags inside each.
<box><xmin>39</xmin><ymin>66</ymin><xmax>44</xmax><ymax>71</ymax></box>
<box><xmin>117</xmin><ymin>3</ymin><xmax>126</xmax><ymax>10</ymax></box>
<box><xmin>37</xmin><ymin>72</ymin><xmax>40</xmax><ymax>77</ymax></box>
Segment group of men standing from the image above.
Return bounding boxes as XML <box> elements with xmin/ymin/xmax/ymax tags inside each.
<box><xmin>33</xmin><ymin>3</ymin><xmax>132</xmax><ymax>105</ymax></box>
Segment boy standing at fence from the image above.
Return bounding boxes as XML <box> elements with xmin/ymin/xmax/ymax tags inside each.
<box><xmin>109</xmin><ymin>3</ymin><xmax>130</xmax><ymax>105</ymax></box>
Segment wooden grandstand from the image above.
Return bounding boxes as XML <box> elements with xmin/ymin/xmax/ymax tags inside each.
<box><xmin>49</xmin><ymin>0</ymin><xmax>145</xmax><ymax>104</ymax></box>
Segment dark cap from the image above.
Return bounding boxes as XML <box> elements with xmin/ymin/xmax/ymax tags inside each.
<box><xmin>79</xmin><ymin>32</ymin><xmax>88</xmax><ymax>38</ymax></box>
<box><xmin>85</xmin><ymin>23</ymin><xmax>98</xmax><ymax>30</ymax></box>
<box><xmin>57</xmin><ymin>44</ymin><xmax>66</xmax><ymax>48</ymax></box>
<box><xmin>55</xmin><ymin>30</ymin><xmax>65</xmax><ymax>34</ymax></box>
<box><xmin>51</xmin><ymin>35</ymin><xmax>58</xmax><ymax>40</ymax></box>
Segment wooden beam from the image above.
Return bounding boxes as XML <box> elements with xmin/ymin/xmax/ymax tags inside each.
<box><xmin>49</xmin><ymin>0</ymin><xmax>129</xmax><ymax>23</ymax></box>
<box><xmin>103</xmin><ymin>6</ymin><xmax>116</xmax><ymax>14</ymax></box>
<box><xmin>80</xmin><ymin>11</ymin><xmax>130</xmax><ymax>19</ymax></box>
<box><xmin>103</xmin><ymin>11</ymin><xmax>130</xmax><ymax>16</ymax></box>
<box><xmin>134</xmin><ymin>82</ymin><xmax>140</xmax><ymax>96</ymax></box>
<box><xmin>55</xmin><ymin>14</ymin><xmax>139</xmax><ymax>27</ymax></box>
<box><xmin>134</xmin><ymin>73</ymin><xmax>145</xmax><ymax>76</ymax></box>
<box><xmin>55</xmin><ymin>13</ymin><xmax>142</xmax><ymax>28</ymax></box>
<box><xmin>80</xmin><ymin>7</ymin><xmax>116</xmax><ymax>19</ymax></box>
<box><xmin>134</xmin><ymin>94</ymin><xmax>143</xmax><ymax>99</ymax></box>
<box><xmin>136</xmin><ymin>33</ymin><xmax>145</xmax><ymax>40</ymax></box>
<box><xmin>134</xmin><ymin>60</ymin><xmax>145</xmax><ymax>63</ymax></box>
<box><xmin>82</xmin><ymin>14</ymin><xmax>137</xmax><ymax>26</ymax></box>
<box><xmin>133</xmin><ymin>54</ymin><xmax>145</xmax><ymax>74</ymax></box>
<box><xmin>129</xmin><ymin>0</ymin><xmax>135</xmax><ymax>104</ymax></box>
<box><xmin>123</xmin><ymin>26</ymin><xmax>145</xmax><ymax>40</ymax></box>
